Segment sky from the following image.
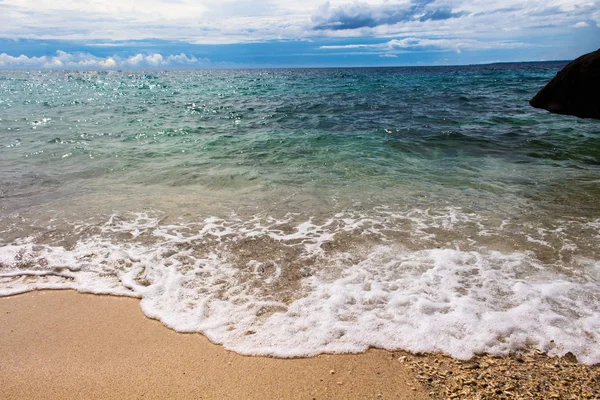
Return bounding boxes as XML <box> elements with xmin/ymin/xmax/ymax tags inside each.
<box><xmin>0</xmin><ymin>0</ymin><xmax>599</xmax><ymax>68</ymax></box>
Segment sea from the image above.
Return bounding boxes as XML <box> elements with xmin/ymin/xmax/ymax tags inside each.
<box><xmin>1</xmin><ymin>64</ymin><xmax>599</xmax><ymax>364</ymax></box>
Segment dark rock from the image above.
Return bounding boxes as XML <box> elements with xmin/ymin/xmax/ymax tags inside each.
<box><xmin>564</xmin><ymin>352</ymin><xmax>578</xmax><ymax>363</ymax></box>
<box><xmin>530</xmin><ymin>48</ymin><xmax>600</xmax><ymax>119</ymax></box>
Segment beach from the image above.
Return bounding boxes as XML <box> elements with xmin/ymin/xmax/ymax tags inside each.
<box><xmin>2</xmin><ymin>0</ymin><xmax>600</xmax><ymax>396</ymax></box>
<box><xmin>1</xmin><ymin>66</ymin><xmax>600</xmax><ymax>398</ymax></box>
<box><xmin>2</xmin><ymin>291</ymin><xmax>600</xmax><ymax>399</ymax></box>
<box><xmin>0</xmin><ymin>290</ymin><xmax>427</xmax><ymax>400</ymax></box>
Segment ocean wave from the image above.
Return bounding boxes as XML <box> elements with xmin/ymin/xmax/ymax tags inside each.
<box><xmin>1</xmin><ymin>209</ymin><xmax>599</xmax><ymax>364</ymax></box>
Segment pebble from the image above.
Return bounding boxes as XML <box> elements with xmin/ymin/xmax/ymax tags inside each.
<box><xmin>404</xmin><ymin>350</ymin><xmax>600</xmax><ymax>400</ymax></box>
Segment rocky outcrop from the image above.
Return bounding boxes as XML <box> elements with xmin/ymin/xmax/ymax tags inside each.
<box><xmin>530</xmin><ymin>49</ymin><xmax>600</xmax><ymax>119</ymax></box>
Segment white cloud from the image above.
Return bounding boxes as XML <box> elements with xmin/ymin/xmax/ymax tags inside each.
<box><xmin>0</xmin><ymin>51</ymin><xmax>210</xmax><ymax>69</ymax></box>
<box><xmin>126</xmin><ymin>54</ymin><xmax>145</xmax><ymax>66</ymax></box>
<box><xmin>0</xmin><ymin>0</ymin><xmax>599</xmax><ymax>44</ymax></box>
<box><xmin>144</xmin><ymin>54</ymin><xmax>164</xmax><ymax>66</ymax></box>
<box><xmin>574</xmin><ymin>21</ymin><xmax>589</xmax><ymax>28</ymax></box>
<box><xmin>98</xmin><ymin>57</ymin><xmax>117</xmax><ymax>68</ymax></box>
<box><xmin>320</xmin><ymin>37</ymin><xmax>530</xmax><ymax>55</ymax></box>
<box><xmin>166</xmin><ymin>53</ymin><xmax>199</xmax><ymax>64</ymax></box>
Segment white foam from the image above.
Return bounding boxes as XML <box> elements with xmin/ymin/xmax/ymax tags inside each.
<box><xmin>1</xmin><ymin>210</ymin><xmax>599</xmax><ymax>364</ymax></box>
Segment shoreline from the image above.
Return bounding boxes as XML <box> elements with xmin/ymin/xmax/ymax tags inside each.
<box><xmin>1</xmin><ymin>290</ymin><xmax>599</xmax><ymax>399</ymax></box>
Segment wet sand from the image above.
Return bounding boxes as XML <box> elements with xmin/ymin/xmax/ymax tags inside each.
<box><xmin>0</xmin><ymin>290</ymin><xmax>425</xmax><ymax>400</ymax></box>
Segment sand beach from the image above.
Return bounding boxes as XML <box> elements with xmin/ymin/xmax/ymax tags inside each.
<box><xmin>0</xmin><ymin>290</ymin><xmax>426</xmax><ymax>400</ymax></box>
<box><xmin>2</xmin><ymin>290</ymin><xmax>599</xmax><ymax>399</ymax></box>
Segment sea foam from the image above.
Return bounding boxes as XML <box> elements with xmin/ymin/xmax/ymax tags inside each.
<box><xmin>1</xmin><ymin>209</ymin><xmax>599</xmax><ymax>364</ymax></box>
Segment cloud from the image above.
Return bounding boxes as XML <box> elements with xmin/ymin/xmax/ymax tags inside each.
<box><xmin>311</xmin><ymin>1</ymin><xmax>468</xmax><ymax>30</ymax></box>
<box><xmin>0</xmin><ymin>0</ymin><xmax>310</xmax><ymax>44</ymax></box>
<box><xmin>165</xmin><ymin>53</ymin><xmax>199</xmax><ymax>64</ymax></box>
<box><xmin>144</xmin><ymin>54</ymin><xmax>163</xmax><ymax>66</ymax></box>
<box><xmin>0</xmin><ymin>50</ymin><xmax>209</xmax><ymax>69</ymax></box>
<box><xmin>0</xmin><ymin>0</ymin><xmax>597</xmax><ymax>44</ymax></box>
<box><xmin>574</xmin><ymin>21</ymin><xmax>589</xmax><ymax>28</ymax></box>
<box><xmin>320</xmin><ymin>37</ymin><xmax>530</xmax><ymax>54</ymax></box>
<box><xmin>98</xmin><ymin>57</ymin><xmax>116</xmax><ymax>68</ymax></box>
<box><xmin>0</xmin><ymin>0</ymin><xmax>598</xmax><ymax>66</ymax></box>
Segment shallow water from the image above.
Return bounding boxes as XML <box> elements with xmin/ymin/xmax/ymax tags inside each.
<box><xmin>1</xmin><ymin>64</ymin><xmax>599</xmax><ymax>363</ymax></box>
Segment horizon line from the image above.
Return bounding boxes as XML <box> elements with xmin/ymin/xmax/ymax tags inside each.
<box><xmin>0</xmin><ymin>59</ymin><xmax>571</xmax><ymax>72</ymax></box>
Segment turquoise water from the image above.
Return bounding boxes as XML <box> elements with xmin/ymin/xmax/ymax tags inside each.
<box><xmin>1</xmin><ymin>64</ymin><xmax>600</xmax><ymax>363</ymax></box>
